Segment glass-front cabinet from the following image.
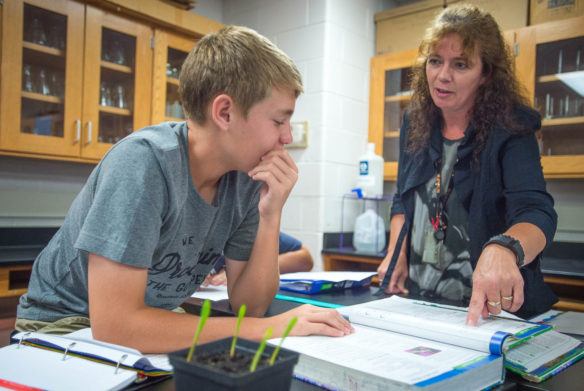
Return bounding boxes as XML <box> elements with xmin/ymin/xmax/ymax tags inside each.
<box><xmin>81</xmin><ymin>6</ymin><xmax>151</xmax><ymax>160</ymax></box>
<box><xmin>0</xmin><ymin>0</ymin><xmax>152</xmax><ymax>161</ymax></box>
<box><xmin>368</xmin><ymin>49</ymin><xmax>417</xmax><ymax>180</ymax></box>
<box><xmin>531</xmin><ymin>17</ymin><xmax>584</xmax><ymax>178</ymax></box>
<box><xmin>507</xmin><ymin>15</ymin><xmax>584</xmax><ymax>178</ymax></box>
<box><xmin>151</xmin><ymin>30</ymin><xmax>196</xmax><ymax>124</ymax></box>
<box><xmin>1</xmin><ymin>0</ymin><xmax>84</xmax><ymax>158</ymax></box>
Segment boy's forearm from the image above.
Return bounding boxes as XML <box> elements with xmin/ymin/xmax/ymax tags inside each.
<box><xmin>228</xmin><ymin>215</ymin><xmax>281</xmax><ymax>316</ymax></box>
<box><xmin>92</xmin><ymin>306</ymin><xmax>267</xmax><ymax>354</ymax></box>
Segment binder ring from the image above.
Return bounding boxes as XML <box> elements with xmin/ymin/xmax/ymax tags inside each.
<box><xmin>17</xmin><ymin>332</ymin><xmax>32</xmax><ymax>348</ymax></box>
<box><xmin>62</xmin><ymin>342</ymin><xmax>77</xmax><ymax>360</ymax></box>
<box><xmin>115</xmin><ymin>354</ymin><xmax>128</xmax><ymax>374</ymax></box>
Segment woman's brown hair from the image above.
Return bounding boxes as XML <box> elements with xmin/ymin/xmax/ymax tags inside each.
<box><xmin>406</xmin><ymin>4</ymin><xmax>530</xmax><ymax>163</ymax></box>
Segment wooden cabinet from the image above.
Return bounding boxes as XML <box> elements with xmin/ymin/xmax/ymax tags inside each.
<box><xmin>375</xmin><ymin>0</ymin><xmax>528</xmax><ymax>56</ymax></box>
<box><xmin>0</xmin><ymin>0</ymin><xmax>219</xmax><ymax>163</ymax></box>
<box><xmin>0</xmin><ymin>0</ymin><xmax>152</xmax><ymax>162</ymax></box>
<box><xmin>368</xmin><ymin>49</ymin><xmax>417</xmax><ymax>181</ymax></box>
<box><xmin>0</xmin><ymin>264</ymin><xmax>32</xmax><ymax>298</ymax></box>
<box><xmin>510</xmin><ymin>15</ymin><xmax>584</xmax><ymax>178</ymax></box>
<box><xmin>369</xmin><ymin>15</ymin><xmax>584</xmax><ymax>180</ymax></box>
<box><xmin>151</xmin><ymin>30</ymin><xmax>196</xmax><ymax>124</ymax></box>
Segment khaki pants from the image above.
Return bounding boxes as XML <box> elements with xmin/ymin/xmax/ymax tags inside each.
<box><xmin>15</xmin><ymin>316</ymin><xmax>91</xmax><ymax>335</ymax></box>
<box><xmin>14</xmin><ymin>306</ymin><xmax>186</xmax><ymax>335</ymax></box>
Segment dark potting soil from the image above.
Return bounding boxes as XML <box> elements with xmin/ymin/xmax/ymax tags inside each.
<box><xmin>193</xmin><ymin>350</ymin><xmax>272</xmax><ymax>374</ymax></box>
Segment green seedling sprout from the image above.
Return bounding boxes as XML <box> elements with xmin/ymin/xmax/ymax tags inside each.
<box><xmin>249</xmin><ymin>327</ymin><xmax>273</xmax><ymax>373</ymax></box>
<box><xmin>186</xmin><ymin>299</ymin><xmax>211</xmax><ymax>362</ymax></box>
<box><xmin>230</xmin><ymin>304</ymin><xmax>246</xmax><ymax>358</ymax></box>
<box><xmin>269</xmin><ymin>316</ymin><xmax>297</xmax><ymax>365</ymax></box>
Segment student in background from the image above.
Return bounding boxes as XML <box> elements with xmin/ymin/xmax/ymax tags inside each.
<box><xmin>376</xmin><ymin>4</ymin><xmax>557</xmax><ymax>325</ymax></box>
<box><xmin>16</xmin><ymin>26</ymin><xmax>352</xmax><ymax>353</ymax></box>
<box><xmin>203</xmin><ymin>232</ymin><xmax>314</xmax><ymax>286</ymax></box>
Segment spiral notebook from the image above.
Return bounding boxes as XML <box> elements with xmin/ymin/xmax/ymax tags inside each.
<box><xmin>0</xmin><ymin>329</ymin><xmax>172</xmax><ymax>390</ymax></box>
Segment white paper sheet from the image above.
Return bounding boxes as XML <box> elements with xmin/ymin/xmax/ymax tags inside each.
<box><xmin>191</xmin><ymin>284</ymin><xmax>229</xmax><ymax>301</ymax></box>
<box><xmin>0</xmin><ymin>343</ymin><xmax>137</xmax><ymax>391</ymax></box>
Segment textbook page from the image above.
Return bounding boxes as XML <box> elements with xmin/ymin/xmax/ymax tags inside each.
<box><xmin>0</xmin><ymin>343</ymin><xmax>137</xmax><ymax>391</ymax></box>
<box><xmin>271</xmin><ymin>323</ymin><xmax>501</xmax><ymax>390</ymax></box>
<box><xmin>340</xmin><ymin>296</ymin><xmax>549</xmax><ymax>354</ymax></box>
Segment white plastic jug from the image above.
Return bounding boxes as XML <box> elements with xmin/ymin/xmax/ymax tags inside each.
<box><xmin>353</xmin><ymin>208</ymin><xmax>386</xmax><ymax>252</ymax></box>
<box><xmin>356</xmin><ymin>143</ymin><xmax>384</xmax><ymax>198</ymax></box>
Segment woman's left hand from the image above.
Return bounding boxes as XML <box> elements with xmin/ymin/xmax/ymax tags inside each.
<box><xmin>466</xmin><ymin>244</ymin><xmax>524</xmax><ymax>326</ymax></box>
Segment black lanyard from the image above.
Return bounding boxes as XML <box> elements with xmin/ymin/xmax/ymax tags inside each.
<box><xmin>431</xmin><ymin>157</ymin><xmax>454</xmax><ymax>241</ymax></box>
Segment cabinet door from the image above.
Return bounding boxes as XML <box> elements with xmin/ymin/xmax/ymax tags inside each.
<box><xmin>81</xmin><ymin>6</ymin><xmax>152</xmax><ymax>160</ymax></box>
<box><xmin>151</xmin><ymin>30</ymin><xmax>196</xmax><ymax>124</ymax></box>
<box><xmin>504</xmin><ymin>26</ymin><xmax>536</xmax><ymax>103</ymax></box>
<box><xmin>531</xmin><ymin>16</ymin><xmax>584</xmax><ymax>178</ymax></box>
<box><xmin>0</xmin><ymin>0</ymin><xmax>84</xmax><ymax>158</ymax></box>
<box><xmin>369</xmin><ymin>49</ymin><xmax>417</xmax><ymax>181</ymax></box>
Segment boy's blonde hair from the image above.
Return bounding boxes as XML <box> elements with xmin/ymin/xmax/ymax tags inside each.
<box><xmin>179</xmin><ymin>25</ymin><xmax>303</xmax><ymax>124</ymax></box>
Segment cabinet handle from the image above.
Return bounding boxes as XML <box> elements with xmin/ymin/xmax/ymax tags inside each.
<box><xmin>75</xmin><ymin>120</ymin><xmax>81</xmax><ymax>144</ymax></box>
<box><xmin>86</xmin><ymin>121</ymin><xmax>92</xmax><ymax>145</ymax></box>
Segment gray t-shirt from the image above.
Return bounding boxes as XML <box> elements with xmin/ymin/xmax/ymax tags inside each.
<box><xmin>18</xmin><ymin>121</ymin><xmax>262</xmax><ymax>322</ymax></box>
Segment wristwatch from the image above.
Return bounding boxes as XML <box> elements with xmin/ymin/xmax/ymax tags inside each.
<box><xmin>483</xmin><ymin>234</ymin><xmax>525</xmax><ymax>268</ymax></box>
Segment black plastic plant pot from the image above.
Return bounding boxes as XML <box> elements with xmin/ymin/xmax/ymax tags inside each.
<box><xmin>168</xmin><ymin>337</ymin><xmax>299</xmax><ymax>391</ymax></box>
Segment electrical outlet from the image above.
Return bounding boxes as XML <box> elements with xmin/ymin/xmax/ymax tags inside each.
<box><xmin>286</xmin><ymin>121</ymin><xmax>309</xmax><ymax>148</ymax></box>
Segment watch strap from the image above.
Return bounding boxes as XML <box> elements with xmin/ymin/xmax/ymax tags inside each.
<box><xmin>484</xmin><ymin>234</ymin><xmax>525</xmax><ymax>268</ymax></box>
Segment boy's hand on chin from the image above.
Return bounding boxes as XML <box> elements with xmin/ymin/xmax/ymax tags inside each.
<box><xmin>248</xmin><ymin>149</ymin><xmax>297</xmax><ymax>218</ymax></box>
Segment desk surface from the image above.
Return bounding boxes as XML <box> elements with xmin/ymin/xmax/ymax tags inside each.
<box><xmin>166</xmin><ymin>287</ymin><xmax>583</xmax><ymax>391</ymax></box>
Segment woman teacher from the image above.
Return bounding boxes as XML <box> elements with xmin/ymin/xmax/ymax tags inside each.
<box><xmin>377</xmin><ymin>4</ymin><xmax>558</xmax><ymax>325</ymax></box>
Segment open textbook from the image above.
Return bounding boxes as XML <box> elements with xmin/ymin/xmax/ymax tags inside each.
<box><xmin>343</xmin><ymin>296</ymin><xmax>583</xmax><ymax>382</ymax></box>
<box><xmin>270</xmin><ymin>296</ymin><xmax>583</xmax><ymax>390</ymax></box>
<box><xmin>0</xmin><ymin>328</ymin><xmax>172</xmax><ymax>390</ymax></box>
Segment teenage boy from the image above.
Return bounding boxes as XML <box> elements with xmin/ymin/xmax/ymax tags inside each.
<box><xmin>16</xmin><ymin>26</ymin><xmax>352</xmax><ymax>353</ymax></box>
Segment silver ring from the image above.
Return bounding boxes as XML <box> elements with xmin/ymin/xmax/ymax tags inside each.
<box><xmin>487</xmin><ymin>301</ymin><xmax>501</xmax><ymax>307</ymax></box>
